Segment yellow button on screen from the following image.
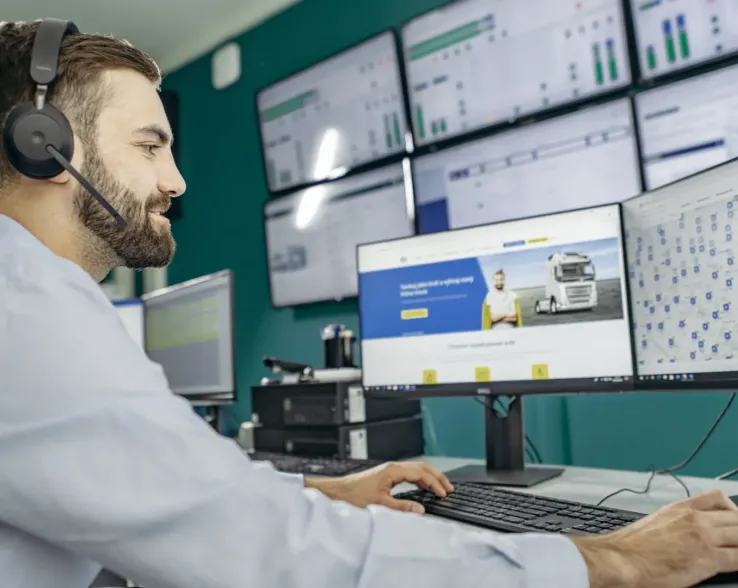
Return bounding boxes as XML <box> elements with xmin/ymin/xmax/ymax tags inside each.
<box><xmin>422</xmin><ymin>369</ymin><xmax>438</xmax><ymax>384</ymax></box>
<box><xmin>474</xmin><ymin>367</ymin><xmax>491</xmax><ymax>382</ymax></box>
<box><xmin>401</xmin><ymin>308</ymin><xmax>428</xmax><ymax>320</ymax></box>
<box><xmin>532</xmin><ymin>364</ymin><xmax>549</xmax><ymax>380</ymax></box>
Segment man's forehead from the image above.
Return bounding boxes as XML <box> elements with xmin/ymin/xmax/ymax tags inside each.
<box><xmin>100</xmin><ymin>70</ymin><xmax>172</xmax><ymax>136</ymax></box>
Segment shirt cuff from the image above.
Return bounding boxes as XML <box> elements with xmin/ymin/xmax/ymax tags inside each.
<box><xmin>509</xmin><ymin>533</ymin><xmax>590</xmax><ymax>588</ymax></box>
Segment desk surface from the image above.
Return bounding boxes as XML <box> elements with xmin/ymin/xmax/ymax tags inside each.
<box><xmin>398</xmin><ymin>457</ymin><xmax>738</xmax><ymax>586</ymax></box>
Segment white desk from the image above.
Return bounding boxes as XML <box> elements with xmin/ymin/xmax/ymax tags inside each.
<box><xmin>396</xmin><ymin>457</ymin><xmax>738</xmax><ymax>586</ymax></box>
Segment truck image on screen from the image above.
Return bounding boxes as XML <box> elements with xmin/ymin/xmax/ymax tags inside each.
<box><xmin>534</xmin><ymin>252</ymin><xmax>597</xmax><ymax>314</ymax></box>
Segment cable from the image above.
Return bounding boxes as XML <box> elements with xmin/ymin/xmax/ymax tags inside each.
<box><xmin>657</xmin><ymin>392</ymin><xmax>736</xmax><ymax>475</ymax></box>
<box><xmin>716</xmin><ymin>467</ymin><xmax>738</xmax><ymax>481</ymax></box>
<box><xmin>597</xmin><ymin>393</ymin><xmax>735</xmax><ymax>507</ymax></box>
<box><xmin>526</xmin><ymin>435</ymin><xmax>543</xmax><ymax>464</ymax></box>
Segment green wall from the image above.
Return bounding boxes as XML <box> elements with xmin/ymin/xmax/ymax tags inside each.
<box><xmin>162</xmin><ymin>0</ymin><xmax>738</xmax><ymax>478</ymax></box>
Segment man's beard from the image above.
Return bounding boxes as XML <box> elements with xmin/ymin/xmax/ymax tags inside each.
<box><xmin>74</xmin><ymin>147</ymin><xmax>175</xmax><ymax>269</ymax></box>
<box><xmin>495</xmin><ymin>283</ymin><xmax>504</xmax><ymax>290</ymax></box>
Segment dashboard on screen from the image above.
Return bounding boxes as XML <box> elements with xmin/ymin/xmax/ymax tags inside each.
<box><xmin>358</xmin><ymin>205</ymin><xmax>634</xmax><ymax>396</ymax></box>
<box><xmin>624</xmin><ymin>158</ymin><xmax>738</xmax><ymax>387</ymax></box>
<box><xmin>257</xmin><ymin>31</ymin><xmax>409</xmax><ymax>193</ymax></box>
<box><xmin>264</xmin><ymin>163</ymin><xmax>415</xmax><ymax>307</ymax></box>
<box><xmin>402</xmin><ymin>0</ymin><xmax>631</xmax><ymax>146</ymax></box>
<box><xmin>413</xmin><ymin>98</ymin><xmax>642</xmax><ymax>233</ymax></box>
<box><xmin>635</xmin><ymin>64</ymin><xmax>738</xmax><ymax>191</ymax></box>
<box><xmin>630</xmin><ymin>0</ymin><xmax>738</xmax><ymax>80</ymax></box>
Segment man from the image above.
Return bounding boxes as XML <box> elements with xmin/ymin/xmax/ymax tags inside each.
<box><xmin>482</xmin><ymin>269</ymin><xmax>521</xmax><ymax>329</ymax></box>
<box><xmin>1</xmin><ymin>19</ymin><xmax>738</xmax><ymax>588</ymax></box>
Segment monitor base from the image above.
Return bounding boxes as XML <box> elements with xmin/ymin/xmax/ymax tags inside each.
<box><xmin>444</xmin><ymin>464</ymin><xmax>565</xmax><ymax>488</ymax></box>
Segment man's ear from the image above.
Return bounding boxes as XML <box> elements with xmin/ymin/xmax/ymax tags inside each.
<box><xmin>47</xmin><ymin>170</ymin><xmax>71</xmax><ymax>185</ymax></box>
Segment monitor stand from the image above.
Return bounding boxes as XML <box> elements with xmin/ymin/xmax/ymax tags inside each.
<box><xmin>443</xmin><ymin>396</ymin><xmax>565</xmax><ymax>488</ymax></box>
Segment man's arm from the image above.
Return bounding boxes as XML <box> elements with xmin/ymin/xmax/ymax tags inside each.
<box><xmin>0</xmin><ymin>271</ymin><xmax>591</xmax><ymax>588</ymax></box>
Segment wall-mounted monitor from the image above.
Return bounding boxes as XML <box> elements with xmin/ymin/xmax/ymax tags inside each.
<box><xmin>635</xmin><ymin>64</ymin><xmax>738</xmax><ymax>190</ymax></box>
<box><xmin>257</xmin><ymin>31</ymin><xmax>409</xmax><ymax>193</ymax></box>
<box><xmin>264</xmin><ymin>162</ymin><xmax>415</xmax><ymax>307</ymax></box>
<box><xmin>413</xmin><ymin>98</ymin><xmax>641</xmax><ymax>233</ymax></box>
<box><xmin>402</xmin><ymin>0</ymin><xmax>631</xmax><ymax>146</ymax></box>
<box><xmin>630</xmin><ymin>0</ymin><xmax>738</xmax><ymax>80</ymax></box>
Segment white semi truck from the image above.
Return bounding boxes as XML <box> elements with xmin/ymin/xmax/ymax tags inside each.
<box><xmin>534</xmin><ymin>252</ymin><xmax>597</xmax><ymax>314</ymax></box>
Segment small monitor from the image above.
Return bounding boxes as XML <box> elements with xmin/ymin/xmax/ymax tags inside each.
<box><xmin>401</xmin><ymin>0</ymin><xmax>631</xmax><ymax>146</ymax></box>
<box><xmin>264</xmin><ymin>162</ymin><xmax>415</xmax><ymax>307</ymax></box>
<box><xmin>635</xmin><ymin>64</ymin><xmax>738</xmax><ymax>190</ymax></box>
<box><xmin>357</xmin><ymin>205</ymin><xmax>634</xmax><ymax>396</ymax></box>
<box><xmin>623</xmin><ymin>158</ymin><xmax>738</xmax><ymax>387</ymax></box>
<box><xmin>630</xmin><ymin>0</ymin><xmax>738</xmax><ymax>80</ymax></box>
<box><xmin>142</xmin><ymin>270</ymin><xmax>235</xmax><ymax>403</ymax></box>
<box><xmin>257</xmin><ymin>30</ymin><xmax>409</xmax><ymax>193</ymax></box>
<box><xmin>113</xmin><ymin>299</ymin><xmax>144</xmax><ymax>349</ymax></box>
<box><xmin>413</xmin><ymin>98</ymin><xmax>641</xmax><ymax>233</ymax></box>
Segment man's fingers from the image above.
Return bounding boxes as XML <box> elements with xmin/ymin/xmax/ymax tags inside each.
<box><xmin>689</xmin><ymin>489</ymin><xmax>738</xmax><ymax>512</ymax></box>
<box><xmin>421</xmin><ymin>463</ymin><xmax>455</xmax><ymax>493</ymax></box>
<box><xmin>716</xmin><ymin>548</ymin><xmax>738</xmax><ymax>574</ymax></box>
<box><xmin>388</xmin><ymin>463</ymin><xmax>448</xmax><ymax>497</ymax></box>
<box><xmin>381</xmin><ymin>497</ymin><xmax>425</xmax><ymax>514</ymax></box>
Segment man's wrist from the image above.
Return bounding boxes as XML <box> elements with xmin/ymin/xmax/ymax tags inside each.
<box><xmin>570</xmin><ymin>535</ymin><xmax>641</xmax><ymax>588</ymax></box>
<box><xmin>304</xmin><ymin>477</ymin><xmax>347</xmax><ymax>501</ymax></box>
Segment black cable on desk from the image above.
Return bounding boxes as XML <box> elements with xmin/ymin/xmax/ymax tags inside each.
<box><xmin>597</xmin><ymin>392</ymin><xmax>736</xmax><ymax>506</ymax></box>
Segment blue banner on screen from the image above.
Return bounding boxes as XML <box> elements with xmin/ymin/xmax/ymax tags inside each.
<box><xmin>359</xmin><ymin>258</ymin><xmax>488</xmax><ymax>340</ymax></box>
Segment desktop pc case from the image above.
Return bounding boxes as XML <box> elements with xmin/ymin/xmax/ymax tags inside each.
<box><xmin>253</xmin><ymin>415</ymin><xmax>424</xmax><ymax>460</ymax></box>
<box><xmin>251</xmin><ymin>381</ymin><xmax>421</xmax><ymax>427</ymax></box>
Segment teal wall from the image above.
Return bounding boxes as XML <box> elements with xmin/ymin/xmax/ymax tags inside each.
<box><xmin>162</xmin><ymin>0</ymin><xmax>738</xmax><ymax>478</ymax></box>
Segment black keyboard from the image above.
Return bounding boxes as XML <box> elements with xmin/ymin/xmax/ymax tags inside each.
<box><xmin>248</xmin><ymin>451</ymin><xmax>383</xmax><ymax>476</ymax></box>
<box><xmin>396</xmin><ymin>483</ymin><xmax>738</xmax><ymax>586</ymax></box>
<box><xmin>395</xmin><ymin>482</ymin><xmax>645</xmax><ymax>535</ymax></box>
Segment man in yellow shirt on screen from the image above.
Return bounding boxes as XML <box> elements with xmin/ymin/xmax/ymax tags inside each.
<box><xmin>482</xmin><ymin>269</ymin><xmax>522</xmax><ymax>330</ymax></box>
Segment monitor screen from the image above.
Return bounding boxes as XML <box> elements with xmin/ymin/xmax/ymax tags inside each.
<box><xmin>358</xmin><ymin>205</ymin><xmax>634</xmax><ymax>395</ymax></box>
<box><xmin>630</xmin><ymin>0</ymin><xmax>738</xmax><ymax>80</ymax></box>
<box><xmin>113</xmin><ymin>299</ymin><xmax>144</xmax><ymax>349</ymax></box>
<box><xmin>635</xmin><ymin>64</ymin><xmax>738</xmax><ymax>190</ymax></box>
<box><xmin>413</xmin><ymin>98</ymin><xmax>641</xmax><ymax>233</ymax></box>
<box><xmin>402</xmin><ymin>0</ymin><xmax>631</xmax><ymax>146</ymax></box>
<box><xmin>264</xmin><ymin>163</ymin><xmax>415</xmax><ymax>307</ymax></box>
<box><xmin>623</xmin><ymin>158</ymin><xmax>738</xmax><ymax>386</ymax></box>
<box><xmin>257</xmin><ymin>31</ymin><xmax>409</xmax><ymax>193</ymax></box>
<box><xmin>143</xmin><ymin>270</ymin><xmax>235</xmax><ymax>401</ymax></box>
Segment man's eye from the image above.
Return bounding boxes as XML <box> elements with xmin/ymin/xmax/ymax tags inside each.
<box><xmin>141</xmin><ymin>144</ymin><xmax>159</xmax><ymax>154</ymax></box>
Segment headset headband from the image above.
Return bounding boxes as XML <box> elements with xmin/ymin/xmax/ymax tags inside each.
<box><xmin>29</xmin><ymin>19</ymin><xmax>78</xmax><ymax>107</ymax></box>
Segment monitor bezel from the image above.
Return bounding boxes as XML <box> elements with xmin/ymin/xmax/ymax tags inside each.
<box><xmin>254</xmin><ymin>28</ymin><xmax>412</xmax><ymax>197</ymax></box>
<box><xmin>261</xmin><ymin>162</ymin><xmax>415</xmax><ymax>309</ymax></box>
<box><xmin>398</xmin><ymin>0</ymin><xmax>634</xmax><ymax>151</ymax></box>
<box><xmin>356</xmin><ymin>202</ymin><xmax>637</xmax><ymax>398</ymax></box>
<box><xmin>141</xmin><ymin>269</ymin><xmax>237</xmax><ymax>403</ymax></box>
<box><xmin>408</xmin><ymin>95</ymin><xmax>644</xmax><ymax>236</ymax></box>
<box><xmin>622</xmin><ymin>155</ymin><xmax>738</xmax><ymax>390</ymax></box>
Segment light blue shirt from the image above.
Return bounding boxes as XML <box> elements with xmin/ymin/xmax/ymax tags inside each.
<box><xmin>0</xmin><ymin>214</ymin><xmax>589</xmax><ymax>588</ymax></box>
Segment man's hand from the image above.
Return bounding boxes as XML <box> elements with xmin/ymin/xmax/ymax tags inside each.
<box><xmin>572</xmin><ymin>489</ymin><xmax>738</xmax><ymax>588</ymax></box>
<box><xmin>305</xmin><ymin>461</ymin><xmax>454</xmax><ymax>514</ymax></box>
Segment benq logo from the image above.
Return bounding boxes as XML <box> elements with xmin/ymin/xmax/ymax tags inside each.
<box><xmin>477</xmin><ymin>388</ymin><xmax>491</xmax><ymax>395</ymax></box>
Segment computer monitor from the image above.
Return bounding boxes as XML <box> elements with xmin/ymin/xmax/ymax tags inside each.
<box><xmin>623</xmin><ymin>157</ymin><xmax>738</xmax><ymax>388</ymax></box>
<box><xmin>357</xmin><ymin>204</ymin><xmax>633</xmax><ymax>485</ymax></box>
<box><xmin>401</xmin><ymin>0</ymin><xmax>631</xmax><ymax>146</ymax></box>
<box><xmin>413</xmin><ymin>98</ymin><xmax>641</xmax><ymax>233</ymax></box>
<box><xmin>113</xmin><ymin>299</ymin><xmax>144</xmax><ymax>350</ymax></box>
<box><xmin>142</xmin><ymin>270</ymin><xmax>235</xmax><ymax>405</ymax></box>
<box><xmin>629</xmin><ymin>0</ymin><xmax>738</xmax><ymax>80</ymax></box>
<box><xmin>635</xmin><ymin>63</ymin><xmax>738</xmax><ymax>190</ymax></box>
<box><xmin>264</xmin><ymin>162</ymin><xmax>415</xmax><ymax>307</ymax></box>
<box><xmin>256</xmin><ymin>30</ymin><xmax>409</xmax><ymax>193</ymax></box>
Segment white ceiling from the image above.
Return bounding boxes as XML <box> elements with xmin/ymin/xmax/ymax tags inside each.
<box><xmin>2</xmin><ymin>0</ymin><xmax>299</xmax><ymax>73</ymax></box>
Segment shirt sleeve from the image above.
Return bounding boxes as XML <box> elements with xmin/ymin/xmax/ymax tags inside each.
<box><xmin>0</xmin><ymin>271</ymin><xmax>590</xmax><ymax>588</ymax></box>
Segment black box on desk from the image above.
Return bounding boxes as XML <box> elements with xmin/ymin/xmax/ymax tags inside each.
<box><xmin>251</xmin><ymin>381</ymin><xmax>420</xmax><ymax>427</ymax></box>
<box><xmin>254</xmin><ymin>415</ymin><xmax>424</xmax><ymax>461</ymax></box>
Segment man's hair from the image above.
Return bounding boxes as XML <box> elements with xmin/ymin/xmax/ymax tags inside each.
<box><xmin>0</xmin><ymin>20</ymin><xmax>161</xmax><ymax>189</ymax></box>
<box><xmin>495</xmin><ymin>269</ymin><xmax>504</xmax><ymax>276</ymax></box>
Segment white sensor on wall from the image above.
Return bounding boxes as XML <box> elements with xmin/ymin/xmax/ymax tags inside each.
<box><xmin>212</xmin><ymin>42</ymin><xmax>241</xmax><ymax>89</ymax></box>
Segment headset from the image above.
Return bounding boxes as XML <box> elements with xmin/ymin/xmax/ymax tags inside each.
<box><xmin>1</xmin><ymin>18</ymin><xmax>127</xmax><ymax>227</ymax></box>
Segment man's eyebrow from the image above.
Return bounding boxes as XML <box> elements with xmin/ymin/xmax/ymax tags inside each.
<box><xmin>133</xmin><ymin>124</ymin><xmax>174</xmax><ymax>146</ymax></box>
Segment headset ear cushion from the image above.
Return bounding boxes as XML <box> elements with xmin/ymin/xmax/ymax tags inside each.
<box><xmin>2</xmin><ymin>102</ymin><xmax>74</xmax><ymax>179</ymax></box>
